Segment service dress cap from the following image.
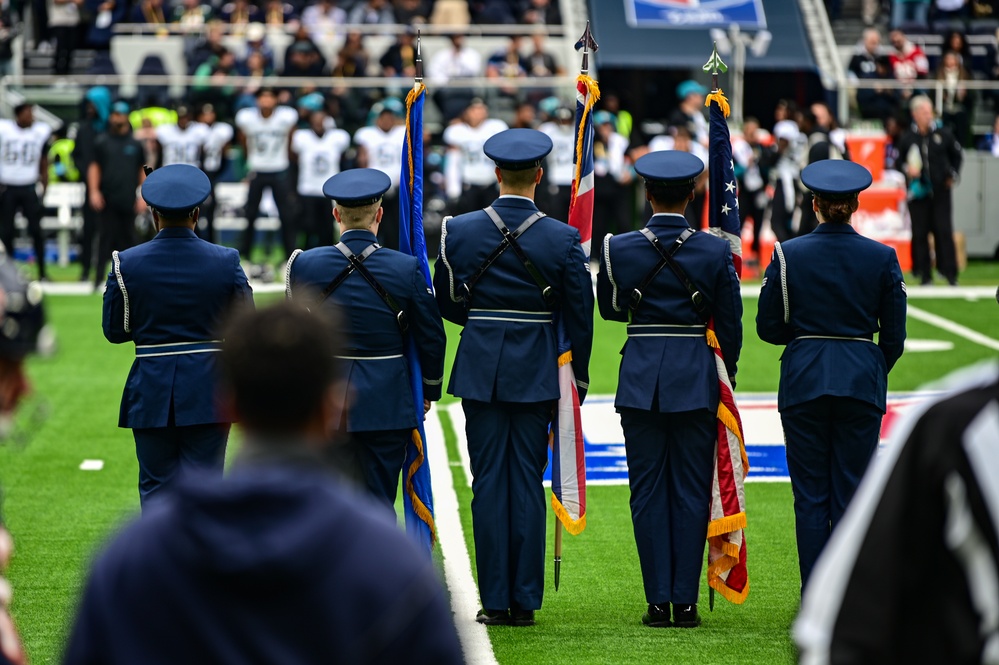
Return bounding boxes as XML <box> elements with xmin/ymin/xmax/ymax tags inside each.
<box><xmin>322</xmin><ymin>168</ymin><xmax>391</xmax><ymax>207</ymax></box>
<box><xmin>141</xmin><ymin>164</ymin><xmax>212</xmax><ymax>214</ymax></box>
<box><xmin>634</xmin><ymin>150</ymin><xmax>704</xmax><ymax>184</ymax></box>
<box><xmin>483</xmin><ymin>128</ymin><xmax>553</xmax><ymax>170</ymax></box>
<box><xmin>800</xmin><ymin>160</ymin><xmax>873</xmax><ymax>199</ymax></box>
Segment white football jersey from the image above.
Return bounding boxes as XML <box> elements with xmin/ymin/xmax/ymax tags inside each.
<box><xmin>156</xmin><ymin>122</ymin><xmax>209</xmax><ymax>167</ymax></box>
<box><xmin>0</xmin><ymin>120</ymin><xmax>52</xmax><ymax>186</ymax></box>
<box><xmin>353</xmin><ymin>124</ymin><xmax>406</xmax><ymax>188</ymax></box>
<box><xmin>291</xmin><ymin>128</ymin><xmax>351</xmax><ymax>197</ymax></box>
<box><xmin>443</xmin><ymin>118</ymin><xmax>508</xmax><ymax>186</ymax></box>
<box><xmin>202</xmin><ymin>122</ymin><xmax>234</xmax><ymax>173</ymax></box>
<box><xmin>235</xmin><ymin>106</ymin><xmax>298</xmax><ymax>173</ymax></box>
<box><xmin>538</xmin><ymin>121</ymin><xmax>575</xmax><ymax>186</ymax></box>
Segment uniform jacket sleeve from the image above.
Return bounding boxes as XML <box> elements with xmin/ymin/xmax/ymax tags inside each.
<box><xmin>756</xmin><ymin>246</ymin><xmax>793</xmax><ymax>346</ymax></box>
<box><xmin>409</xmin><ymin>261</ymin><xmax>447</xmax><ymax>402</ymax></box>
<box><xmin>230</xmin><ymin>250</ymin><xmax>255</xmax><ymax>310</ymax></box>
<box><xmin>102</xmin><ymin>269</ymin><xmax>132</xmax><ymax>344</ymax></box>
<box><xmin>596</xmin><ymin>234</ymin><xmax>629</xmax><ymax>323</ymax></box>
<box><xmin>879</xmin><ymin>252</ymin><xmax>907</xmax><ymax>372</ymax></box>
<box><xmin>432</xmin><ymin>220</ymin><xmax>468</xmax><ymax>326</ymax></box>
<box><xmin>561</xmin><ymin>229</ymin><xmax>595</xmax><ymax>400</ymax></box>
<box><xmin>945</xmin><ymin>127</ymin><xmax>963</xmax><ymax>177</ymax></box>
<box><xmin>713</xmin><ymin>247</ymin><xmax>743</xmax><ymax>378</ymax></box>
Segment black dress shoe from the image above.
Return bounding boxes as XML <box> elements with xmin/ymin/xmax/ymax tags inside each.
<box><xmin>641</xmin><ymin>603</ymin><xmax>670</xmax><ymax>627</ymax></box>
<box><xmin>671</xmin><ymin>603</ymin><xmax>701</xmax><ymax>628</ymax></box>
<box><xmin>475</xmin><ymin>609</ymin><xmax>510</xmax><ymax>626</ymax></box>
<box><xmin>510</xmin><ymin>608</ymin><xmax>535</xmax><ymax>626</ymax></box>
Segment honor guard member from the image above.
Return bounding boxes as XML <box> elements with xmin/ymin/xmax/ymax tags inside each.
<box><xmin>0</xmin><ymin>104</ymin><xmax>53</xmax><ymax>280</ymax></box>
<box><xmin>434</xmin><ymin>128</ymin><xmax>594</xmax><ymax>627</ymax></box>
<box><xmin>103</xmin><ymin>164</ymin><xmax>254</xmax><ymax>508</ymax></box>
<box><xmin>596</xmin><ymin>150</ymin><xmax>742</xmax><ymax>629</ymax></box>
<box><xmin>757</xmin><ymin>160</ymin><xmax>906</xmax><ymax>591</ymax></box>
<box><xmin>285</xmin><ymin>168</ymin><xmax>445</xmax><ymax>510</ymax></box>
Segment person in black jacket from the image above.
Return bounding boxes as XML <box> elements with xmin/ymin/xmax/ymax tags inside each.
<box><xmin>895</xmin><ymin>95</ymin><xmax>963</xmax><ymax>285</ymax></box>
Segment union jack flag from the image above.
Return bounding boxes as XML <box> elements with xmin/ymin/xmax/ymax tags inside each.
<box><xmin>550</xmin><ymin>74</ymin><xmax>599</xmax><ymax>535</ymax></box>
<box><xmin>705</xmin><ymin>88</ymin><xmax>749</xmax><ymax>603</ymax></box>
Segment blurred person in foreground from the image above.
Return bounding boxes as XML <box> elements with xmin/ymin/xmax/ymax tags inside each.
<box><xmin>102</xmin><ymin>164</ymin><xmax>253</xmax><ymax>509</ymax></box>
<box><xmin>757</xmin><ymin>160</ymin><xmax>907</xmax><ymax>592</ymax></box>
<box><xmin>65</xmin><ymin>301</ymin><xmax>463</xmax><ymax>665</ymax></box>
<box><xmin>795</xmin><ymin>358</ymin><xmax>999</xmax><ymax>665</ymax></box>
<box><xmin>285</xmin><ymin>169</ymin><xmax>445</xmax><ymax>509</ymax></box>
<box><xmin>0</xmin><ymin>256</ymin><xmax>50</xmax><ymax>665</ymax></box>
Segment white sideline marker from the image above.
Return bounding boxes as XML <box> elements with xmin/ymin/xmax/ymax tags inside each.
<box><xmin>79</xmin><ymin>459</ymin><xmax>104</xmax><ymax>471</ymax></box>
<box><xmin>907</xmin><ymin>304</ymin><xmax>999</xmax><ymax>352</ymax></box>
<box><xmin>426</xmin><ymin>409</ymin><xmax>498</xmax><ymax>665</ymax></box>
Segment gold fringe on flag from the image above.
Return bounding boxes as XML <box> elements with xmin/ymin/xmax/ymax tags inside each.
<box><xmin>404</xmin><ymin>83</ymin><xmax>426</xmax><ymax>194</ymax></box>
<box><xmin>704</xmin><ymin>88</ymin><xmax>731</xmax><ymax>118</ymax></box>
<box><xmin>551</xmin><ymin>493</ymin><xmax>587</xmax><ymax>535</ymax></box>
<box><xmin>406</xmin><ymin>428</ymin><xmax>438</xmax><ymax>546</ymax></box>
<box><xmin>706</xmin><ymin>327</ymin><xmax>750</xmax><ymax>475</ymax></box>
<box><xmin>572</xmin><ymin>74</ymin><xmax>601</xmax><ymax>195</ymax></box>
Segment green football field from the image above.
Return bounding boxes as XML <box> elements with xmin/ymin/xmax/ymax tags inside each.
<box><xmin>0</xmin><ymin>262</ymin><xmax>997</xmax><ymax>664</ymax></box>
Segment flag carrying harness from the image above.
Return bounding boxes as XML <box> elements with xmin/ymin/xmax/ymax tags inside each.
<box><xmin>459</xmin><ymin>206</ymin><xmax>557</xmax><ymax>308</ymax></box>
<box><xmin>628</xmin><ymin>226</ymin><xmax>708</xmax><ymax>323</ymax></box>
<box><xmin>317</xmin><ymin>242</ymin><xmax>409</xmax><ymax>333</ymax></box>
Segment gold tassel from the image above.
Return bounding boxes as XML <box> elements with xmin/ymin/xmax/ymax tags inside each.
<box><xmin>704</xmin><ymin>88</ymin><xmax>731</xmax><ymax>118</ymax></box>
<box><xmin>405</xmin><ymin>428</ymin><xmax>437</xmax><ymax>546</ymax></box>
<box><xmin>572</xmin><ymin>75</ymin><xmax>601</xmax><ymax>196</ymax></box>
<box><xmin>403</xmin><ymin>84</ymin><xmax>426</xmax><ymax>194</ymax></box>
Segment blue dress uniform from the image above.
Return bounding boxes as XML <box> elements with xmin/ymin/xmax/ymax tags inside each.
<box><xmin>285</xmin><ymin>169</ymin><xmax>446</xmax><ymax>508</ymax></box>
<box><xmin>63</xmin><ymin>461</ymin><xmax>464</xmax><ymax>665</ymax></box>
<box><xmin>596</xmin><ymin>151</ymin><xmax>742</xmax><ymax>627</ymax></box>
<box><xmin>102</xmin><ymin>164</ymin><xmax>253</xmax><ymax>508</ymax></box>
<box><xmin>433</xmin><ymin>129</ymin><xmax>594</xmax><ymax>623</ymax></box>
<box><xmin>757</xmin><ymin>160</ymin><xmax>907</xmax><ymax>590</ymax></box>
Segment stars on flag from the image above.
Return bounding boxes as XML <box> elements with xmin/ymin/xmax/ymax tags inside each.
<box><xmin>725</xmin><ymin>180</ymin><xmax>736</xmax><ymax>193</ymax></box>
<box><xmin>721</xmin><ymin>202</ymin><xmax>732</xmax><ymax>215</ymax></box>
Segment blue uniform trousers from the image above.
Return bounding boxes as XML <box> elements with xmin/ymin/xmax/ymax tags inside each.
<box><xmin>463</xmin><ymin>399</ymin><xmax>551</xmax><ymax>611</ymax></box>
<box><xmin>781</xmin><ymin>395</ymin><xmax>882</xmax><ymax>589</ymax></box>
<box><xmin>344</xmin><ymin>428</ymin><xmax>411</xmax><ymax>508</ymax></box>
<box><xmin>621</xmin><ymin>407</ymin><xmax>716</xmax><ymax>606</ymax></box>
<box><xmin>133</xmin><ymin>424</ymin><xmax>229</xmax><ymax>509</ymax></box>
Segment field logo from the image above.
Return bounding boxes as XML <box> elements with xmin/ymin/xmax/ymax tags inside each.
<box><xmin>624</xmin><ymin>0</ymin><xmax>767</xmax><ymax>28</ymax></box>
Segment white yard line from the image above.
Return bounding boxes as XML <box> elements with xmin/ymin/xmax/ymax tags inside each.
<box><xmin>426</xmin><ymin>410</ymin><xmax>497</xmax><ymax>665</ymax></box>
<box><xmin>907</xmin><ymin>304</ymin><xmax>999</xmax><ymax>352</ymax></box>
<box><xmin>445</xmin><ymin>403</ymin><xmax>474</xmax><ymax>488</ymax></box>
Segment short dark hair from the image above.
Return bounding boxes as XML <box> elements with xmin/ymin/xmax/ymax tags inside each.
<box><xmin>645</xmin><ymin>179</ymin><xmax>695</xmax><ymax>207</ymax></box>
<box><xmin>220</xmin><ymin>301</ymin><xmax>344</xmax><ymax>435</ymax></box>
<box><xmin>13</xmin><ymin>103</ymin><xmax>31</xmax><ymax>117</ymax></box>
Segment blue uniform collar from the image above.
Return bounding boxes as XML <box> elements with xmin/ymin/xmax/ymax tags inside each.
<box><xmin>646</xmin><ymin>213</ymin><xmax>690</xmax><ymax>229</ymax></box>
<box><xmin>340</xmin><ymin>229</ymin><xmax>378</xmax><ymax>243</ymax></box>
<box><xmin>812</xmin><ymin>222</ymin><xmax>859</xmax><ymax>234</ymax></box>
<box><xmin>155</xmin><ymin>227</ymin><xmax>199</xmax><ymax>239</ymax></box>
<box><xmin>492</xmin><ymin>195</ymin><xmax>539</xmax><ymax>211</ymax></box>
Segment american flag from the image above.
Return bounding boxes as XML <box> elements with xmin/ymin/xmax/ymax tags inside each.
<box><xmin>550</xmin><ymin>73</ymin><xmax>600</xmax><ymax>536</ymax></box>
<box><xmin>705</xmin><ymin>89</ymin><xmax>749</xmax><ymax>603</ymax></box>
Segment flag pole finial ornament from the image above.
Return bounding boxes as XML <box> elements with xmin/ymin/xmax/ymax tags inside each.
<box><xmin>414</xmin><ymin>29</ymin><xmax>423</xmax><ymax>87</ymax></box>
<box><xmin>574</xmin><ymin>20</ymin><xmax>599</xmax><ymax>75</ymax></box>
<box><xmin>702</xmin><ymin>44</ymin><xmax>731</xmax><ymax>118</ymax></box>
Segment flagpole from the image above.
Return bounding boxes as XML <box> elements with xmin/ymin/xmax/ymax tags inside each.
<box><xmin>702</xmin><ymin>42</ymin><xmax>728</xmax><ymax>613</ymax></box>
<box><xmin>414</xmin><ymin>29</ymin><xmax>422</xmax><ymax>90</ymax></box>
